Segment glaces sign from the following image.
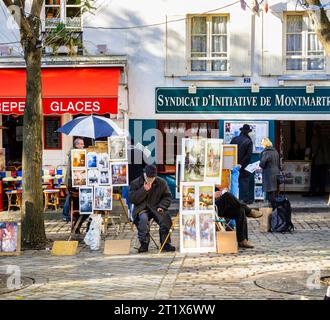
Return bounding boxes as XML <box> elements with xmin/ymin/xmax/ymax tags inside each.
<box><xmin>0</xmin><ymin>97</ymin><xmax>117</xmax><ymax>115</ymax></box>
<box><xmin>155</xmin><ymin>87</ymin><xmax>330</xmax><ymax>114</ymax></box>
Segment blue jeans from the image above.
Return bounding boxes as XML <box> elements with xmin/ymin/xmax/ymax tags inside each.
<box><xmin>63</xmin><ymin>194</ymin><xmax>70</xmax><ymax>221</ymax></box>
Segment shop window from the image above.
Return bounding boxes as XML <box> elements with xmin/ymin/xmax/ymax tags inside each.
<box><xmin>189</xmin><ymin>15</ymin><xmax>229</xmax><ymax>73</ymax></box>
<box><xmin>44</xmin><ymin>116</ymin><xmax>62</xmax><ymax>149</ymax></box>
<box><xmin>285</xmin><ymin>14</ymin><xmax>325</xmax><ymax>71</ymax></box>
<box><xmin>157</xmin><ymin>121</ymin><xmax>218</xmax><ymax>172</ymax></box>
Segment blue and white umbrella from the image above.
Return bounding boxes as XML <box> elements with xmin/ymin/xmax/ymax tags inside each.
<box><xmin>56</xmin><ymin>115</ymin><xmax>123</xmax><ymax>139</ymax></box>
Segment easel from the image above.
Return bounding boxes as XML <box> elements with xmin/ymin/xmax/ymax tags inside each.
<box><xmin>101</xmin><ymin>193</ymin><xmax>134</xmax><ymax>237</ymax></box>
<box><xmin>158</xmin><ymin>212</ymin><xmax>179</xmax><ymax>253</ymax></box>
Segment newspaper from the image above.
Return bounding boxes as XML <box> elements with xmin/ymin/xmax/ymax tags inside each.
<box><xmin>244</xmin><ymin>161</ymin><xmax>261</xmax><ymax>173</ymax></box>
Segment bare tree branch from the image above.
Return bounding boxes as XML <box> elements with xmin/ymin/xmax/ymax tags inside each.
<box><xmin>304</xmin><ymin>0</ymin><xmax>330</xmax><ymax>57</ymax></box>
<box><xmin>31</xmin><ymin>0</ymin><xmax>44</xmax><ymax>17</ymax></box>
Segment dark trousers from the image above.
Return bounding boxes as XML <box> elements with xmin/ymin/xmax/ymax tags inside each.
<box><xmin>215</xmin><ymin>192</ymin><xmax>249</xmax><ymax>242</ymax></box>
<box><xmin>239</xmin><ymin>170</ymin><xmax>251</xmax><ymax>202</ymax></box>
<box><xmin>310</xmin><ymin>164</ymin><xmax>327</xmax><ymax>194</ymax></box>
<box><xmin>267</xmin><ymin>191</ymin><xmax>277</xmax><ymax>209</ymax></box>
<box><xmin>136</xmin><ymin>210</ymin><xmax>172</xmax><ymax>246</ymax></box>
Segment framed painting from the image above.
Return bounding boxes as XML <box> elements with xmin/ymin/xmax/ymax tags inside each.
<box><xmin>0</xmin><ymin>221</ymin><xmax>21</xmax><ymax>256</ymax></box>
<box><xmin>204</xmin><ymin>139</ymin><xmax>223</xmax><ymax>183</ymax></box>
<box><xmin>79</xmin><ymin>187</ymin><xmax>94</xmax><ymax>215</ymax></box>
<box><xmin>72</xmin><ymin>168</ymin><xmax>87</xmax><ymax>187</ymax></box>
<box><xmin>110</xmin><ymin>162</ymin><xmax>129</xmax><ymax>186</ymax></box>
<box><xmin>94</xmin><ymin>186</ymin><xmax>113</xmax><ymax>211</ymax></box>
<box><xmin>108</xmin><ymin>136</ymin><xmax>128</xmax><ymax>162</ymax></box>
<box><xmin>71</xmin><ymin>149</ymin><xmax>86</xmax><ymax>169</ymax></box>
<box><xmin>182</xmin><ymin>138</ymin><xmax>206</xmax><ymax>182</ymax></box>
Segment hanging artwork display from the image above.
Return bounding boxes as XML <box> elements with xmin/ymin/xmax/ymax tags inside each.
<box><xmin>108</xmin><ymin>136</ymin><xmax>128</xmax><ymax>162</ymax></box>
<box><xmin>97</xmin><ymin>153</ymin><xmax>109</xmax><ymax>170</ymax></box>
<box><xmin>87</xmin><ymin>169</ymin><xmax>100</xmax><ymax>186</ymax></box>
<box><xmin>180</xmin><ymin>182</ymin><xmax>216</xmax><ymax>253</ymax></box>
<box><xmin>72</xmin><ymin>169</ymin><xmax>87</xmax><ymax>187</ymax></box>
<box><xmin>87</xmin><ymin>152</ymin><xmax>98</xmax><ymax>169</ymax></box>
<box><xmin>79</xmin><ymin>187</ymin><xmax>93</xmax><ymax>214</ymax></box>
<box><xmin>182</xmin><ymin>138</ymin><xmax>206</xmax><ymax>182</ymax></box>
<box><xmin>94</xmin><ymin>186</ymin><xmax>113</xmax><ymax>211</ymax></box>
<box><xmin>223</xmin><ymin>121</ymin><xmax>269</xmax><ymax>153</ymax></box>
<box><xmin>0</xmin><ymin>221</ymin><xmax>21</xmax><ymax>256</ymax></box>
<box><xmin>110</xmin><ymin>162</ymin><xmax>129</xmax><ymax>186</ymax></box>
<box><xmin>205</xmin><ymin>139</ymin><xmax>223</xmax><ymax>183</ymax></box>
<box><xmin>99</xmin><ymin>170</ymin><xmax>110</xmax><ymax>185</ymax></box>
<box><xmin>71</xmin><ymin>149</ymin><xmax>86</xmax><ymax>168</ymax></box>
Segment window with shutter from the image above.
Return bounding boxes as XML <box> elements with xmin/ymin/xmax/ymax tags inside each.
<box><xmin>285</xmin><ymin>14</ymin><xmax>325</xmax><ymax>72</ymax></box>
<box><xmin>189</xmin><ymin>15</ymin><xmax>229</xmax><ymax>73</ymax></box>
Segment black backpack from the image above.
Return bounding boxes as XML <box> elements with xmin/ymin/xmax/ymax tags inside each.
<box><xmin>271</xmin><ymin>195</ymin><xmax>294</xmax><ymax>233</ymax></box>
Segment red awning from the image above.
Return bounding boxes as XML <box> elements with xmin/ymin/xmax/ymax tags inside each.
<box><xmin>0</xmin><ymin>67</ymin><xmax>121</xmax><ymax>115</ymax></box>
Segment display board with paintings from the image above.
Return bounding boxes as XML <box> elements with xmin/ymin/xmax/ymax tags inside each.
<box><xmin>0</xmin><ymin>221</ymin><xmax>21</xmax><ymax>256</ymax></box>
<box><xmin>181</xmin><ymin>138</ymin><xmax>223</xmax><ymax>183</ymax></box>
<box><xmin>223</xmin><ymin>121</ymin><xmax>269</xmax><ymax>153</ymax></box>
<box><xmin>70</xmin><ymin>135</ymin><xmax>129</xmax><ymax>214</ymax></box>
<box><xmin>254</xmin><ymin>168</ymin><xmax>264</xmax><ymax>200</ymax></box>
<box><xmin>180</xmin><ymin>182</ymin><xmax>216</xmax><ymax>253</ymax></box>
<box><xmin>280</xmin><ymin>161</ymin><xmax>311</xmax><ymax>192</ymax></box>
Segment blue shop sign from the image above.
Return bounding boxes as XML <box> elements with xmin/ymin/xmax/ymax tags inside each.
<box><xmin>155</xmin><ymin>87</ymin><xmax>330</xmax><ymax>114</ymax></box>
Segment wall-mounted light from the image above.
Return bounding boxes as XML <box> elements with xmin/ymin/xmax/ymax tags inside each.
<box><xmin>188</xmin><ymin>84</ymin><xmax>197</xmax><ymax>94</ymax></box>
<box><xmin>251</xmin><ymin>83</ymin><xmax>260</xmax><ymax>93</ymax></box>
<box><xmin>306</xmin><ymin>84</ymin><xmax>314</xmax><ymax>94</ymax></box>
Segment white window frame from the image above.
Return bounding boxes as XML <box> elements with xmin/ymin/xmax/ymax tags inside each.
<box><xmin>187</xmin><ymin>14</ymin><xmax>230</xmax><ymax>74</ymax></box>
<box><xmin>284</xmin><ymin>12</ymin><xmax>325</xmax><ymax>73</ymax></box>
<box><xmin>44</xmin><ymin>0</ymin><xmax>82</xmax><ymax>30</ymax></box>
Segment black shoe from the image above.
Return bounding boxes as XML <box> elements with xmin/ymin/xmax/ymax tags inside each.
<box><xmin>162</xmin><ymin>244</ymin><xmax>176</xmax><ymax>252</ymax></box>
<box><xmin>138</xmin><ymin>243</ymin><xmax>149</xmax><ymax>253</ymax></box>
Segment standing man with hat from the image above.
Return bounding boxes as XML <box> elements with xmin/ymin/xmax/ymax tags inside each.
<box><xmin>230</xmin><ymin>124</ymin><xmax>253</xmax><ymax>204</ymax></box>
<box><xmin>128</xmin><ymin>164</ymin><xmax>175</xmax><ymax>253</ymax></box>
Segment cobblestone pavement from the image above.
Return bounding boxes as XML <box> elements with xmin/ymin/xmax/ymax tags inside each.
<box><xmin>0</xmin><ymin>210</ymin><xmax>330</xmax><ymax>300</ymax></box>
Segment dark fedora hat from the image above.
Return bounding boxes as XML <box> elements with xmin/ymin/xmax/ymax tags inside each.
<box><xmin>240</xmin><ymin>124</ymin><xmax>252</xmax><ymax>133</ymax></box>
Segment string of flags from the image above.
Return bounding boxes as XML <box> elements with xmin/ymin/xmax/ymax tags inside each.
<box><xmin>240</xmin><ymin>0</ymin><xmax>269</xmax><ymax>13</ymax></box>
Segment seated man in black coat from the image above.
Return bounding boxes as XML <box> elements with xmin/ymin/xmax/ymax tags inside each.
<box><xmin>128</xmin><ymin>165</ymin><xmax>175</xmax><ymax>253</ymax></box>
<box><xmin>215</xmin><ymin>188</ymin><xmax>262</xmax><ymax>248</ymax></box>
